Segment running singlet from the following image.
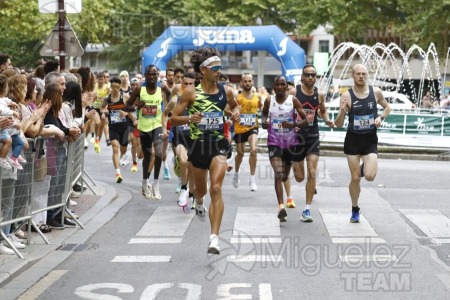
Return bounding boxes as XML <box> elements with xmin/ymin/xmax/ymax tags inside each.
<box><xmin>296</xmin><ymin>85</ymin><xmax>320</xmax><ymax>135</ymax></box>
<box><xmin>137</xmin><ymin>86</ymin><xmax>163</xmax><ymax>132</ymax></box>
<box><xmin>234</xmin><ymin>93</ymin><xmax>259</xmax><ymax>135</ymax></box>
<box><xmin>94</xmin><ymin>84</ymin><xmax>108</xmax><ymax>109</ymax></box>
<box><xmin>267</xmin><ymin>95</ymin><xmax>299</xmax><ymax>148</ymax></box>
<box><xmin>347</xmin><ymin>86</ymin><xmax>378</xmax><ymax>134</ymax></box>
<box><xmin>189</xmin><ymin>83</ymin><xmax>227</xmax><ymax>142</ymax></box>
<box><xmin>106</xmin><ymin>92</ymin><xmax>129</xmax><ymax>129</ymax></box>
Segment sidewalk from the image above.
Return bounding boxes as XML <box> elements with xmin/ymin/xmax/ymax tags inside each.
<box><xmin>0</xmin><ymin>181</ymin><xmax>117</xmax><ymax>289</ymax></box>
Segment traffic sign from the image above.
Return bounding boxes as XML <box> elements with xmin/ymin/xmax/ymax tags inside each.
<box><xmin>39</xmin><ymin>0</ymin><xmax>82</xmax><ymax>13</ymax></box>
<box><xmin>40</xmin><ymin>16</ymin><xmax>84</xmax><ymax>57</ymax></box>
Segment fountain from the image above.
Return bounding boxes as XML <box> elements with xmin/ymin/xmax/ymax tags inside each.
<box><xmin>318</xmin><ymin>43</ymin><xmax>450</xmax><ymax>108</ymax></box>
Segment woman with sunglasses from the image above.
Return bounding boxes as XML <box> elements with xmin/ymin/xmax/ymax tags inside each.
<box><xmin>170</xmin><ymin>47</ymin><xmax>240</xmax><ymax>255</ymax></box>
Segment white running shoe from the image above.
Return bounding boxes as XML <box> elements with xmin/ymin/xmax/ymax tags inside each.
<box><xmin>178</xmin><ymin>189</ymin><xmax>189</xmax><ymax>207</ymax></box>
<box><xmin>119</xmin><ymin>154</ymin><xmax>129</xmax><ymax>166</ymax></box>
<box><xmin>232</xmin><ymin>173</ymin><xmax>239</xmax><ymax>188</ymax></box>
<box><xmin>142</xmin><ymin>184</ymin><xmax>152</xmax><ymax>199</ymax></box>
<box><xmin>249</xmin><ymin>178</ymin><xmax>257</xmax><ymax>191</ymax></box>
<box><xmin>195</xmin><ymin>204</ymin><xmax>208</xmax><ymax>222</ymax></box>
<box><xmin>152</xmin><ymin>183</ymin><xmax>161</xmax><ymax>200</ymax></box>
<box><xmin>0</xmin><ymin>243</ymin><xmax>15</xmax><ymax>255</ymax></box>
<box><xmin>5</xmin><ymin>237</ymin><xmax>26</xmax><ymax>249</ymax></box>
<box><xmin>207</xmin><ymin>235</ymin><xmax>220</xmax><ymax>255</ymax></box>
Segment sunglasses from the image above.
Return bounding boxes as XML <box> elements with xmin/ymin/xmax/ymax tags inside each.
<box><xmin>303</xmin><ymin>73</ymin><xmax>316</xmax><ymax>78</ymax></box>
<box><xmin>204</xmin><ymin>65</ymin><xmax>222</xmax><ymax>72</ymax></box>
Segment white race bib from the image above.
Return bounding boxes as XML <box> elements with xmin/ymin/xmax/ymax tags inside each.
<box><xmin>353</xmin><ymin>114</ymin><xmax>374</xmax><ymax>130</ymax></box>
<box><xmin>240</xmin><ymin>113</ymin><xmax>256</xmax><ymax>127</ymax></box>
<box><xmin>110</xmin><ymin>111</ymin><xmax>126</xmax><ymax>124</ymax></box>
<box><xmin>199</xmin><ymin>112</ymin><xmax>224</xmax><ymax>131</ymax></box>
<box><xmin>272</xmin><ymin>117</ymin><xmax>293</xmax><ymax>133</ymax></box>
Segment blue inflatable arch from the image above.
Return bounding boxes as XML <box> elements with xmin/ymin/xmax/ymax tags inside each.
<box><xmin>142</xmin><ymin>25</ymin><xmax>305</xmax><ymax>82</ymax></box>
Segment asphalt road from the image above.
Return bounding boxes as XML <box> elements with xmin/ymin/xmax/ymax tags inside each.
<box><xmin>11</xmin><ymin>140</ymin><xmax>450</xmax><ymax>299</ymax></box>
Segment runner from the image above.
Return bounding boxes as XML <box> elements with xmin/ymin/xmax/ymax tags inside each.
<box><xmin>291</xmin><ymin>64</ymin><xmax>335</xmax><ymax>222</ymax></box>
<box><xmin>261</xmin><ymin>75</ymin><xmax>308</xmax><ymax>223</ymax></box>
<box><xmin>93</xmin><ymin>72</ymin><xmax>110</xmax><ymax>152</ymax></box>
<box><xmin>162</xmin><ymin>72</ymin><xmax>196</xmax><ymax>213</ymax></box>
<box><xmin>128</xmin><ymin>77</ymin><xmax>142</xmax><ymax>172</ymax></box>
<box><xmin>100</xmin><ymin>76</ymin><xmax>130</xmax><ymax>183</ymax></box>
<box><xmin>335</xmin><ymin>64</ymin><xmax>391</xmax><ymax>223</ymax></box>
<box><xmin>232</xmin><ymin>73</ymin><xmax>262</xmax><ymax>191</ymax></box>
<box><xmin>126</xmin><ymin>65</ymin><xmax>171</xmax><ymax>200</ymax></box>
<box><xmin>170</xmin><ymin>48</ymin><xmax>240</xmax><ymax>254</ymax></box>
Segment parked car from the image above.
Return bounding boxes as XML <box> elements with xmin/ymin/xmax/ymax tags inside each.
<box><xmin>325</xmin><ymin>91</ymin><xmax>415</xmax><ymax>111</ymax></box>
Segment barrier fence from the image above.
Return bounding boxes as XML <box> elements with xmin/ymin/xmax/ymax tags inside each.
<box><xmin>0</xmin><ymin>135</ymin><xmax>85</xmax><ymax>258</ymax></box>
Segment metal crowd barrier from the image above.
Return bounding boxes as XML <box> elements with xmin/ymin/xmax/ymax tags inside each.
<box><xmin>0</xmin><ymin>135</ymin><xmax>86</xmax><ymax>258</ymax></box>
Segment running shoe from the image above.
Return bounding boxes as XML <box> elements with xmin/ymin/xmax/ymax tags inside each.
<box><xmin>7</xmin><ymin>157</ymin><xmax>23</xmax><ymax>170</ymax></box>
<box><xmin>182</xmin><ymin>201</ymin><xmax>192</xmax><ymax>214</ymax></box>
<box><xmin>131</xmin><ymin>163</ymin><xmax>138</xmax><ymax>172</ymax></box>
<box><xmin>120</xmin><ymin>154</ymin><xmax>128</xmax><ymax>166</ymax></box>
<box><xmin>89</xmin><ymin>137</ymin><xmax>95</xmax><ymax>144</ymax></box>
<box><xmin>178</xmin><ymin>188</ymin><xmax>189</xmax><ymax>207</ymax></box>
<box><xmin>116</xmin><ymin>174</ymin><xmax>123</xmax><ymax>183</ymax></box>
<box><xmin>94</xmin><ymin>141</ymin><xmax>101</xmax><ymax>153</ymax></box>
<box><xmin>17</xmin><ymin>155</ymin><xmax>27</xmax><ymax>164</ymax></box>
<box><xmin>173</xmin><ymin>156</ymin><xmax>180</xmax><ymax>177</ymax></box>
<box><xmin>195</xmin><ymin>204</ymin><xmax>208</xmax><ymax>222</ymax></box>
<box><xmin>286</xmin><ymin>197</ymin><xmax>296</xmax><ymax>208</ymax></box>
<box><xmin>106</xmin><ymin>139</ymin><xmax>111</xmax><ymax>146</ymax></box>
<box><xmin>0</xmin><ymin>158</ymin><xmax>12</xmax><ymax>170</ymax></box>
<box><xmin>249</xmin><ymin>178</ymin><xmax>257</xmax><ymax>191</ymax></box>
<box><xmin>152</xmin><ymin>183</ymin><xmax>161</xmax><ymax>200</ymax></box>
<box><xmin>163</xmin><ymin>165</ymin><xmax>171</xmax><ymax>180</ymax></box>
<box><xmin>300</xmin><ymin>209</ymin><xmax>313</xmax><ymax>222</ymax></box>
<box><xmin>207</xmin><ymin>236</ymin><xmax>220</xmax><ymax>255</ymax></box>
<box><xmin>278</xmin><ymin>208</ymin><xmax>287</xmax><ymax>222</ymax></box>
<box><xmin>350</xmin><ymin>210</ymin><xmax>360</xmax><ymax>223</ymax></box>
<box><xmin>142</xmin><ymin>184</ymin><xmax>152</xmax><ymax>199</ymax></box>
<box><xmin>232</xmin><ymin>173</ymin><xmax>239</xmax><ymax>188</ymax></box>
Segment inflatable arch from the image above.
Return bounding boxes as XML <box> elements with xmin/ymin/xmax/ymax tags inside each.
<box><xmin>142</xmin><ymin>25</ymin><xmax>306</xmax><ymax>82</ymax></box>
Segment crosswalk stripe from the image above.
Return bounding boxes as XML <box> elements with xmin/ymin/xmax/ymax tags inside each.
<box><xmin>233</xmin><ymin>207</ymin><xmax>281</xmax><ymax>236</ymax></box>
<box><xmin>331</xmin><ymin>237</ymin><xmax>386</xmax><ymax>244</ymax></box>
<box><xmin>129</xmin><ymin>238</ymin><xmax>182</xmax><ymax>244</ymax></box>
<box><xmin>136</xmin><ymin>207</ymin><xmax>194</xmax><ymax>237</ymax></box>
<box><xmin>320</xmin><ymin>209</ymin><xmax>378</xmax><ymax>237</ymax></box>
<box><xmin>400</xmin><ymin>209</ymin><xmax>450</xmax><ymax>237</ymax></box>
<box><xmin>111</xmin><ymin>256</ymin><xmax>171</xmax><ymax>262</ymax></box>
<box><xmin>431</xmin><ymin>238</ymin><xmax>450</xmax><ymax>244</ymax></box>
<box><xmin>339</xmin><ymin>255</ymin><xmax>398</xmax><ymax>263</ymax></box>
<box><xmin>227</xmin><ymin>255</ymin><xmax>283</xmax><ymax>263</ymax></box>
<box><xmin>230</xmin><ymin>237</ymin><xmax>282</xmax><ymax>244</ymax></box>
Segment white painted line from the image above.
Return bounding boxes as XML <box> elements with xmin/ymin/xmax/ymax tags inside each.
<box><xmin>18</xmin><ymin>270</ymin><xmax>68</xmax><ymax>300</ymax></box>
<box><xmin>233</xmin><ymin>207</ymin><xmax>281</xmax><ymax>236</ymax></box>
<box><xmin>339</xmin><ymin>255</ymin><xmax>398</xmax><ymax>263</ymax></box>
<box><xmin>331</xmin><ymin>237</ymin><xmax>386</xmax><ymax>244</ymax></box>
<box><xmin>436</xmin><ymin>274</ymin><xmax>450</xmax><ymax>289</ymax></box>
<box><xmin>227</xmin><ymin>255</ymin><xmax>284</xmax><ymax>263</ymax></box>
<box><xmin>319</xmin><ymin>209</ymin><xmax>378</xmax><ymax>237</ymax></box>
<box><xmin>111</xmin><ymin>256</ymin><xmax>171</xmax><ymax>263</ymax></box>
<box><xmin>230</xmin><ymin>237</ymin><xmax>282</xmax><ymax>244</ymax></box>
<box><xmin>129</xmin><ymin>238</ymin><xmax>182</xmax><ymax>244</ymax></box>
<box><xmin>431</xmin><ymin>238</ymin><xmax>450</xmax><ymax>244</ymax></box>
<box><xmin>400</xmin><ymin>209</ymin><xmax>450</xmax><ymax>237</ymax></box>
<box><xmin>136</xmin><ymin>207</ymin><xmax>194</xmax><ymax>237</ymax></box>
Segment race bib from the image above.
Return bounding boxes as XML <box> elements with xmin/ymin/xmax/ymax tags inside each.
<box><xmin>354</xmin><ymin>114</ymin><xmax>374</xmax><ymax>130</ymax></box>
<box><xmin>178</xmin><ymin>124</ymin><xmax>190</xmax><ymax>132</ymax></box>
<box><xmin>240</xmin><ymin>113</ymin><xmax>256</xmax><ymax>127</ymax></box>
<box><xmin>272</xmin><ymin>117</ymin><xmax>293</xmax><ymax>133</ymax></box>
<box><xmin>199</xmin><ymin>112</ymin><xmax>224</xmax><ymax>131</ymax></box>
<box><xmin>303</xmin><ymin>109</ymin><xmax>316</xmax><ymax>126</ymax></box>
<box><xmin>110</xmin><ymin>111</ymin><xmax>126</xmax><ymax>124</ymax></box>
<box><xmin>142</xmin><ymin>105</ymin><xmax>157</xmax><ymax>118</ymax></box>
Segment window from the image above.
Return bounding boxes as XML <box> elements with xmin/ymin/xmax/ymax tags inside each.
<box><xmin>318</xmin><ymin>40</ymin><xmax>329</xmax><ymax>53</ymax></box>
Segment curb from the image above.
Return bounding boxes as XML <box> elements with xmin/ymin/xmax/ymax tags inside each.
<box><xmin>0</xmin><ymin>181</ymin><xmax>120</xmax><ymax>290</ymax></box>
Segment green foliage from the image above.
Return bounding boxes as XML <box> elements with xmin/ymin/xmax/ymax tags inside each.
<box><xmin>0</xmin><ymin>0</ymin><xmax>448</xmax><ymax>70</ymax></box>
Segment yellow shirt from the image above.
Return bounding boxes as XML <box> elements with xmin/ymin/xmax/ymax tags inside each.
<box><xmin>234</xmin><ymin>93</ymin><xmax>260</xmax><ymax>134</ymax></box>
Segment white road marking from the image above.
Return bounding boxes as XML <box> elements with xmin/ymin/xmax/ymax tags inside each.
<box><xmin>400</xmin><ymin>209</ymin><xmax>450</xmax><ymax>237</ymax></box>
<box><xmin>111</xmin><ymin>256</ymin><xmax>171</xmax><ymax>263</ymax></box>
<box><xmin>227</xmin><ymin>255</ymin><xmax>283</xmax><ymax>263</ymax></box>
<box><xmin>331</xmin><ymin>237</ymin><xmax>386</xmax><ymax>244</ymax></box>
<box><xmin>320</xmin><ymin>209</ymin><xmax>379</xmax><ymax>237</ymax></box>
<box><xmin>17</xmin><ymin>270</ymin><xmax>68</xmax><ymax>300</ymax></box>
<box><xmin>136</xmin><ymin>207</ymin><xmax>194</xmax><ymax>237</ymax></box>
<box><xmin>233</xmin><ymin>207</ymin><xmax>281</xmax><ymax>236</ymax></box>
<box><xmin>129</xmin><ymin>238</ymin><xmax>182</xmax><ymax>244</ymax></box>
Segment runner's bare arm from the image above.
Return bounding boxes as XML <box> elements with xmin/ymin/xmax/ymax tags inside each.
<box><xmin>170</xmin><ymin>84</ymin><xmax>196</xmax><ymax>126</ymax></box>
<box><xmin>375</xmin><ymin>87</ymin><xmax>391</xmax><ymax>127</ymax></box>
<box><xmin>335</xmin><ymin>91</ymin><xmax>350</xmax><ymax>128</ymax></box>
<box><xmin>318</xmin><ymin>90</ymin><xmax>334</xmax><ymax>127</ymax></box>
<box><xmin>293</xmin><ymin>97</ymin><xmax>308</xmax><ymax>128</ymax></box>
<box><xmin>225</xmin><ymin>86</ymin><xmax>240</xmax><ymax>123</ymax></box>
<box><xmin>261</xmin><ymin>97</ymin><xmax>270</xmax><ymax>129</ymax></box>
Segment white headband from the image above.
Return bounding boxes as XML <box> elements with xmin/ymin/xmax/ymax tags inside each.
<box><xmin>201</xmin><ymin>56</ymin><xmax>221</xmax><ymax>67</ymax></box>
